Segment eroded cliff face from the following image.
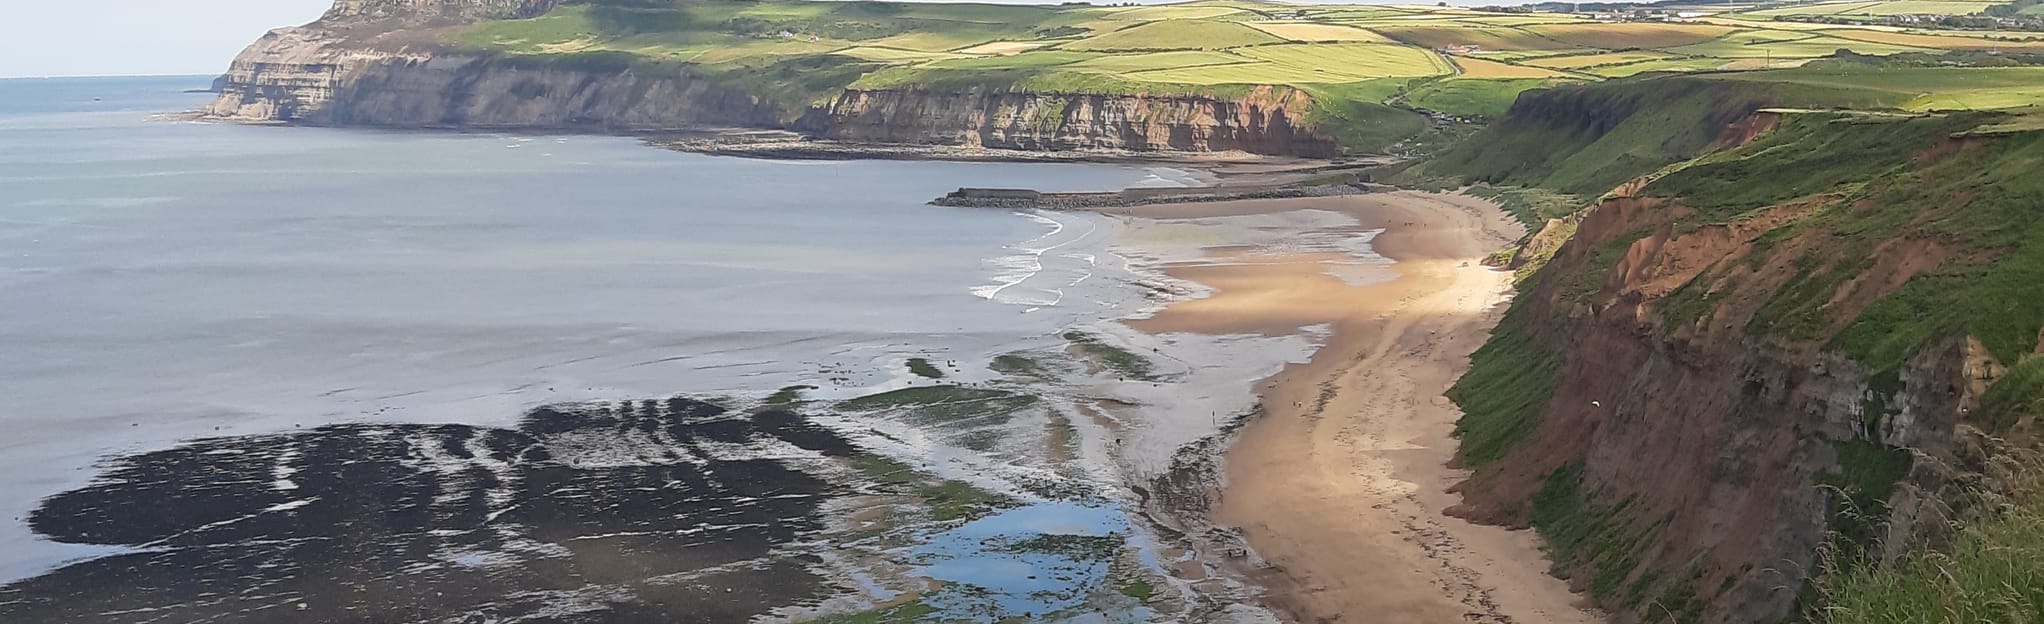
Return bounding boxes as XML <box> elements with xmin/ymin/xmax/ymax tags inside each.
<box><xmin>316</xmin><ymin>56</ymin><xmax>789</xmax><ymax>130</ymax></box>
<box><xmin>813</xmin><ymin>87</ymin><xmax>1340</xmax><ymax>157</ymax></box>
<box><xmin>205</xmin><ymin>1</ymin><xmax>1343</xmax><ymax>156</ymax></box>
<box><xmin>1454</xmin><ymin>195</ymin><xmax>1889</xmax><ymax>624</ymax></box>
<box><xmin>1441</xmin><ymin>87</ymin><xmax>2044</xmax><ymax>624</ymax></box>
<box><xmin>205</xmin><ymin>15</ymin><xmax>795</xmax><ymax>129</ymax></box>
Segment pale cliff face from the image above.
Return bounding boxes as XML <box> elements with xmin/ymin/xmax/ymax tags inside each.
<box><xmin>817</xmin><ymin>87</ymin><xmax>1339</xmax><ymax>157</ymax></box>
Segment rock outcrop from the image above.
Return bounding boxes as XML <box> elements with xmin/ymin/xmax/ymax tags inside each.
<box><xmin>204</xmin><ymin>0</ymin><xmax>1343</xmax><ymax>156</ymax></box>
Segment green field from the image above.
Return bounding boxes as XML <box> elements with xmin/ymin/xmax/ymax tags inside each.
<box><xmin>1713</xmin><ymin>66</ymin><xmax>2044</xmax><ymax>110</ymax></box>
<box><xmin>1064</xmin><ymin>50</ymin><xmax>1247</xmax><ymax>72</ymax></box>
<box><xmin>1248</xmin><ymin>21</ymin><xmax>1393</xmax><ymax>42</ymax></box>
<box><xmin>454</xmin><ymin>0</ymin><xmax>2044</xmax><ymax>152</ymax></box>
<box><xmin>1671</xmin><ymin>33</ymin><xmax>1929</xmax><ymax>57</ymax></box>
<box><xmin>1237</xmin><ymin>43</ymin><xmax>1455</xmax><ymax>77</ymax></box>
<box><xmin>1737</xmin><ymin>0</ymin><xmax>2000</xmax><ymax>16</ymax></box>
<box><xmin>1098</xmin><ymin>4</ymin><xmax>1252</xmax><ymax>21</ymax></box>
<box><xmin>1370</xmin><ymin>24</ymin><xmax>1578</xmax><ymax>50</ymax></box>
<box><xmin>1524</xmin><ymin>50</ymin><xmax>1679</xmax><ymax>69</ymax></box>
<box><xmin>1406</xmin><ymin>78</ymin><xmax>1558</xmax><ymax>117</ymax></box>
<box><xmin>1062</xmin><ymin>19</ymin><xmax>1284</xmax><ymax>51</ymax></box>
<box><xmin>1522</xmin><ymin>22</ymin><xmax>1736</xmax><ymax>49</ymax></box>
<box><xmin>1583</xmin><ymin>56</ymin><xmax>1736</xmax><ymax>77</ymax></box>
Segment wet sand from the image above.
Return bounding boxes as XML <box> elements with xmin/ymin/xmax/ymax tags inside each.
<box><xmin>1099</xmin><ymin>192</ymin><xmax>1600</xmax><ymax>624</ymax></box>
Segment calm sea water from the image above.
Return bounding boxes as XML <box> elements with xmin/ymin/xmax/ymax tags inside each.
<box><xmin>0</xmin><ymin>76</ymin><xmax>1185</xmax><ymax>581</ymax></box>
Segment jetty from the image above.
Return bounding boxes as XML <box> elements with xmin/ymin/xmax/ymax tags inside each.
<box><xmin>932</xmin><ymin>182</ymin><xmax>1385</xmax><ymax>210</ymax></box>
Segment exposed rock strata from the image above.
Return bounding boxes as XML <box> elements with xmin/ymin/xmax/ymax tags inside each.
<box><xmin>816</xmin><ymin>87</ymin><xmax>1339</xmax><ymax>157</ymax></box>
<box><xmin>1444</xmin><ymin>91</ymin><xmax>2035</xmax><ymax>624</ymax></box>
<box><xmin>204</xmin><ymin>30</ymin><xmax>792</xmax><ymax>128</ymax></box>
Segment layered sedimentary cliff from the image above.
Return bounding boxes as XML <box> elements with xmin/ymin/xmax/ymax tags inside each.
<box><xmin>1430</xmin><ymin>81</ymin><xmax>2044</xmax><ymax>623</ymax></box>
<box><xmin>205</xmin><ymin>1</ymin><xmax>1341</xmax><ymax>156</ymax></box>
<box><xmin>208</xmin><ymin>45</ymin><xmax>793</xmax><ymax>129</ymax></box>
<box><xmin>813</xmin><ymin>87</ymin><xmax>1339</xmax><ymax>157</ymax></box>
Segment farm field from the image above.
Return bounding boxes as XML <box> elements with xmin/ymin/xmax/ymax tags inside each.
<box><xmin>1523</xmin><ymin>50</ymin><xmax>1680</xmax><ymax>69</ymax></box>
<box><xmin>455</xmin><ymin>0</ymin><xmax>2044</xmax><ymax>149</ymax></box>
<box><xmin>1714</xmin><ymin>66</ymin><xmax>2044</xmax><ymax>110</ymax></box>
<box><xmin>1670</xmin><ymin>32</ymin><xmax>1931</xmax><ymax>57</ymax></box>
<box><xmin>1822</xmin><ymin>28</ymin><xmax>2044</xmax><ymax>49</ymax></box>
<box><xmin>1061</xmin><ymin>19</ymin><xmax>1283</xmax><ymax>51</ymax></box>
<box><xmin>1248</xmin><ymin>21</ymin><xmax>1394</xmax><ymax>42</ymax></box>
<box><xmin>1368</xmin><ymin>24</ymin><xmax>1577</xmax><ymax>50</ymax></box>
<box><xmin>1522</xmin><ymin>22</ymin><xmax>1736</xmax><ymax>49</ymax></box>
<box><xmin>1734</xmin><ymin>0</ymin><xmax>2000</xmax><ymax>17</ymax></box>
<box><xmin>1585</xmin><ymin>57</ymin><xmax>1740</xmax><ymax>76</ymax></box>
<box><xmin>1452</xmin><ymin>56</ymin><xmax>1573</xmax><ymax>78</ymax></box>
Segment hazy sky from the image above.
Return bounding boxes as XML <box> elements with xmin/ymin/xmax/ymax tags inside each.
<box><xmin>0</xmin><ymin>0</ymin><xmax>333</xmax><ymax>78</ymax></box>
<box><xmin>0</xmin><ymin>0</ymin><xmax>1498</xmax><ymax>78</ymax></box>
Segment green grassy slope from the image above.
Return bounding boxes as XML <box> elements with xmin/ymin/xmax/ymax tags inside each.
<box><xmin>1399</xmin><ymin>78</ymin><xmax>1794</xmax><ymax>195</ymax></box>
<box><xmin>1821</xmin><ymin>456</ymin><xmax>2044</xmax><ymax>624</ymax></box>
<box><xmin>1416</xmin><ymin>55</ymin><xmax>2044</xmax><ymax>623</ymax></box>
<box><xmin>436</xmin><ymin>0</ymin><xmax>2044</xmax><ymax>154</ymax></box>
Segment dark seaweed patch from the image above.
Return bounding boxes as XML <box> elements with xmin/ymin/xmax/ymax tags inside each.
<box><xmin>0</xmin><ymin>398</ymin><xmax>857</xmax><ymax>623</ymax></box>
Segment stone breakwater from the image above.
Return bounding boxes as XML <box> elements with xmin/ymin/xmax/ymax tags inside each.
<box><xmin>930</xmin><ymin>183</ymin><xmax>1382</xmax><ymax>210</ymax></box>
<box><xmin>653</xmin><ymin>133</ymin><xmax>1164</xmax><ymax>163</ymax></box>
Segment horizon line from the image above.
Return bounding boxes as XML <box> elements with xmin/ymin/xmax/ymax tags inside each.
<box><xmin>0</xmin><ymin>72</ymin><xmax>218</xmax><ymax>81</ymax></box>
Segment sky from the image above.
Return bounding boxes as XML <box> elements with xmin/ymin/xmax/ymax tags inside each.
<box><xmin>0</xmin><ymin>0</ymin><xmax>1512</xmax><ymax>79</ymax></box>
<box><xmin>0</xmin><ymin>0</ymin><xmax>333</xmax><ymax>78</ymax></box>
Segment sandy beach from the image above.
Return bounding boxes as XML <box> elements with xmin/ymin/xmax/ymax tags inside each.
<box><xmin>1099</xmin><ymin>192</ymin><xmax>1600</xmax><ymax>624</ymax></box>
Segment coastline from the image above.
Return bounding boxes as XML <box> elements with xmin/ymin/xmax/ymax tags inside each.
<box><xmin>145</xmin><ymin>98</ymin><xmax>1572</xmax><ymax>622</ymax></box>
<box><xmin>183</xmin><ymin>114</ymin><xmax>1343</xmax><ymax>168</ymax></box>
<box><xmin>1093</xmin><ymin>193</ymin><xmax>1599</xmax><ymax>623</ymax></box>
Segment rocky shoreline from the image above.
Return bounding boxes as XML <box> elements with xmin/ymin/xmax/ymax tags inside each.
<box><xmin>649</xmin><ymin>130</ymin><xmax>1287</xmax><ymax>164</ymax></box>
<box><xmin>930</xmin><ymin>183</ymin><xmax>1387</xmax><ymax>211</ymax></box>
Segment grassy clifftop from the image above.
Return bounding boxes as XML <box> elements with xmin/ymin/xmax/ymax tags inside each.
<box><xmin>436</xmin><ymin>0</ymin><xmax>2044</xmax><ymax>153</ymax></box>
<box><xmin>1403</xmin><ymin>59</ymin><xmax>2044</xmax><ymax>194</ymax></box>
<box><xmin>1419</xmin><ymin>53</ymin><xmax>2044</xmax><ymax>622</ymax></box>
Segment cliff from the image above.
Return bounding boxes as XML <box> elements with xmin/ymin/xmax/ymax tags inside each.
<box><xmin>204</xmin><ymin>1</ymin><xmax>1341</xmax><ymax>156</ymax></box>
<box><xmin>208</xmin><ymin>46</ymin><xmax>794</xmax><ymax>129</ymax></box>
<box><xmin>1431</xmin><ymin>77</ymin><xmax>2044</xmax><ymax>623</ymax></box>
<box><xmin>813</xmin><ymin>87</ymin><xmax>1338</xmax><ymax>157</ymax></box>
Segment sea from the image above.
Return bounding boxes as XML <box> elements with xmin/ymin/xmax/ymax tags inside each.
<box><xmin>0</xmin><ymin>76</ymin><xmax>1322</xmax><ymax>623</ymax></box>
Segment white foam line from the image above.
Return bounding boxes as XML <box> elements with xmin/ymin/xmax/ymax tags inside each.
<box><xmin>1015</xmin><ymin>212</ymin><xmax>1069</xmax><ymax>254</ymax></box>
<box><xmin>565</xmin><ymin>523</ymin><xmax>771</xmax><ymax>541</ymax></box>
<box><xmin>980</xmin><ymin>211</ymin><xmax>1100</xmax><ymax>306</ymax></box>
<box><xmin>977</xmin><ymin>212</ymin><xmax>1063</xmax><ymax>302</ymax></box>
<box><xmin>135</xmin><ymin>496</ymin><xmax>322</xmax><ymax>549</ymax></box>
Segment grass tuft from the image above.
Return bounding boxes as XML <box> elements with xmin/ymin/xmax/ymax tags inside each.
<box><xmin>1818</xmin><ymin>455</ymin><xmax>2044</xmax><ymax>624</ymax></box>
